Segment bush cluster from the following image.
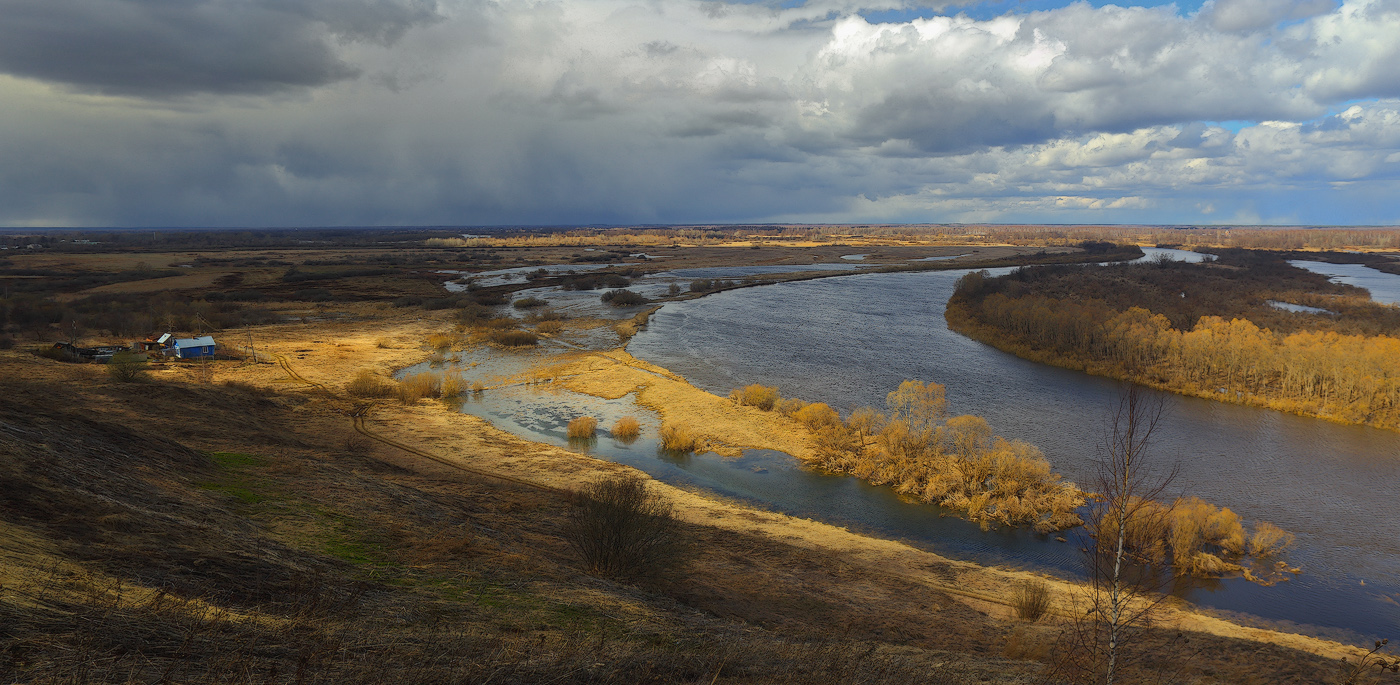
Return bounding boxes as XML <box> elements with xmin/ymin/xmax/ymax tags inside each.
<box><xmin>561</xmin><ymin>475</ymin><xmax>681</xmax><ymax>579</ymax></box>
<box><xmin>601</xmin><ymin>289</ymin><xmax>648</xmax><ymax>307</ymax></box>
<box><xmin>729</xmin><ymin>384</ymin><xmax>779</xmax><ymax>411</ymax></box>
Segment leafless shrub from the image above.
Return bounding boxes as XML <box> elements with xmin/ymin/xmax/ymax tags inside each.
<box><xmin>776</xmin><ymin>397</ymin><xmax>808</xmax><ymax>416</ymax></box>
<box><xmin>1249</xmin><ymin>521</ymin><xmax>1296</xmax><ymax>558</ymax></box>
<box><xmin>1013</xmin><ymin>579</ymin><xmax>1052</xmax><ymax>622</ymax></box>
<box><xmin>107</xmin><ymin>350</ymin><xmax>148</xmax><ymax>382</ymax></box>
<box><xmin>792</xmin><ymin>402</ymin><xmax>840</xmax><ymax>428</ymax></box>
<box><xmin>561</xmin><ymin>474</ymin><xmax>680</xmax><ymax>579</ymax></box>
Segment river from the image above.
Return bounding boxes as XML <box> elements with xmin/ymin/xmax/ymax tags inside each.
<box><xmin>623</xmin><ymin>258</ymin><xmax>1400</xmax><ymax>642</ymax></box>
<box><xmin>423</xmin><ymin>249</ymin><xmax>1400</xmax><ymax>641</ymax></box>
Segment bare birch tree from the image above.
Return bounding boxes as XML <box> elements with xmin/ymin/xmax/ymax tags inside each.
<box><xmin>1056</xmin><ymin>385</ymin><xmax>1177</xmax><ymax>684</ymax></box>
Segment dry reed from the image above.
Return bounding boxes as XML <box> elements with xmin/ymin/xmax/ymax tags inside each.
<box><xmin>396</xmin><ymin>373</ymin><xmax>441</xmax><ymax>404</ymax></box>
<box><xmin>567</xmin><ymin>416</ymin><xmax>598</xmax><ymax>439</ymax></box>
<box><xmin>488</xmin><ymin>330</ymin><xmax>539</xmax><ymax>347</ymax></box>
<box><xmin>611</xmin><ymin>416</ymin><xmax>641</xmax><ymax>441</ymax></box>
<box><xmin>346</xmin><ymin>370</ymin><xmax>394</xmax><ymax>398</ymax></box>
<box><xmin>439</xmin><ymin>373</ymin><xmax>464</xmax><ymax>398</ymax></box>
<box><xmin>426</xmin><ymin>333</ymin><xmax>455</xmax><ymax>350</ymax></box>
<box><xmin>658</xmin><ymin>422</ymin><xmax>702</xmax><ymax>452</ymax></box>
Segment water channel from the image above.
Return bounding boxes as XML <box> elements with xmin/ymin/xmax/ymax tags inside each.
<box><xmin>1289</xmin><ymin>260</ymin><xmax>1400</xmax><ymax>306</ymax></box>
<box><xmin>422</xmin><ymin>249</ymin><xmax>1400</xmax><ymax>641</ymax></box>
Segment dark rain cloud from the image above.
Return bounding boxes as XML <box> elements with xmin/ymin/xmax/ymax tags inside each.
<box><xmin>0</xmin><ymin>0</ymin><xmax>441</xmax><ymax>97</ymax></box>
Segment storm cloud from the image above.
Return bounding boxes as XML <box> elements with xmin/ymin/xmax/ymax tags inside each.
<box><xmin>0</xmin><ymin>0</ymin><xmax>442</xmax><ymax>96</ymax></box>
<box><xmin>0</xmin><ymin>0</ymin><xmax>1398</xmax><ymax>226</ymax></box>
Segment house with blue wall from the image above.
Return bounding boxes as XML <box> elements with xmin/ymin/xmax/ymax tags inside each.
<box><xmin>171</xmin><ymin>336</ymin><xmax>217</xmax><ymax>359</ymax></box>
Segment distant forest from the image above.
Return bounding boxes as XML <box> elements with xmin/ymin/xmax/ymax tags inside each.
<box><xmin>946</xmin><ymin>250</ymin><xmax>1400</xmax><ymax>430</ymax></box>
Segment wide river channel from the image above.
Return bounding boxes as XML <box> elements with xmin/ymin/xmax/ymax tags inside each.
<box><xmin>427</xmin><ymin>253</ymin><xmax>1400</xmax><ymax>642</ymax></box>
<box><xmin>622</xmin><ymin>262</ymin><xmax>1400</xmax><ymax>642</ymax></box>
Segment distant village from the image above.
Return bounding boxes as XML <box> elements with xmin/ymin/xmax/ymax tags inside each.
<box><xmin>50</xmin><ymin>333</ymin><xmax>217</xmax><ymax>363</ymax></box>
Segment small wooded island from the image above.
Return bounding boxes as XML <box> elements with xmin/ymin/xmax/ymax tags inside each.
<box><xmin>946</xmin><ymin>248</ymin><xmax>1400</xmax><ymax>431</ymax></box>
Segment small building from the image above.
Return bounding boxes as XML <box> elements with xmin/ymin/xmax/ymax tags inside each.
<box><xmin>171</xmin><ymin>336</ymin><xmax>217</xmax><ymax>359</ymax></box>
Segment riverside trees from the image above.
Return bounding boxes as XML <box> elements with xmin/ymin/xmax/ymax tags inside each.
<box><xmin>736</xmin><ymin>379</ymin><xmax>1087</xmax><ymax>532</ymax></box>
<box><xmin>736</xmin><ymin>378</ymin><xmax>1296</xmax><ymax>580</ymax></box>
<box><xmin>947</xmin><ymin>257</ymin><xmax>1400</xmax><ymax>429</ymax></box>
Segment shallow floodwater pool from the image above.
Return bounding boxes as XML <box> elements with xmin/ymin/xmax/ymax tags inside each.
<box><xmin>433</xmin><ymin>378</ymin><xmax>1084</xmax><ymax>570</ymax></box>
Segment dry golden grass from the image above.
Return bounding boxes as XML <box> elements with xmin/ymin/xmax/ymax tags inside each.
<box><xmin>658</xmin><ymin>422</ymin><xmax>702</xmax><ymax>452</ymax></box>
<box><xmin>488</xmin><ymin>330</ymin><xmax>539</xmax><ymax>347</ymax></box>
<box><xmin>346</xmin><ymin>370</ymin><xmax>394</xmax><ymax>398</ymax></box>
<box><xmin>1003</xmin><ymin>626</ymin><xmax>1054</xmax><ymax>662</ymax></box>
<box><xmin>439</xmin><ymin>373</ymin><xmax>465</xmax><ymax>398</ymax></box>
<box><xmin>611</xmin><ymin>416</ymin><xmax>641</xmax><ymax>441</ymax></box>
<box><xmin>567</xmin><ymin>416</ymin><xmax>598</xmax><ymax>440</ymax></box>
<box><xmin>396</xmin><ymin>373</ymin><xmax>441</xmax><ymax>404</ymax></box>
<box><xmin>536</xmin><ymin>320</ymin><xmax>564</xmax><ymax>336</ymax></box>
<box><xmin>426</xmin><ymin>333</ymin><xmax>455</xmax><ymax>350</ymax></box>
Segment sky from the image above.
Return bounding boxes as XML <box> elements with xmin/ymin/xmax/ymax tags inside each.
<box><xmin>1</xmin><ymin>0</ymin><xmax>1398</xmax><ymax>227</ymax></box>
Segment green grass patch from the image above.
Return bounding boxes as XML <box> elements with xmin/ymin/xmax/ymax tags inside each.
<box><xmin>316</xmin><ymin>511</ymin><xmax>394</xmax><ymax>566</ymax></box>
<box><xmin>322</xmin><ymin>536</ymin><xmax>381</xmax><ymax>565</ymax></box>
<box><xmin>208</xmin><ymin>451</ymin><xmax>268</xmax><ymax>468</ymax></box>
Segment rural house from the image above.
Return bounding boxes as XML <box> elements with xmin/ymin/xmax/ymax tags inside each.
<box><xmin>170</xmin><ymin>336</ymin><xmax>217</xmax><ymax>359</ymax></box>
